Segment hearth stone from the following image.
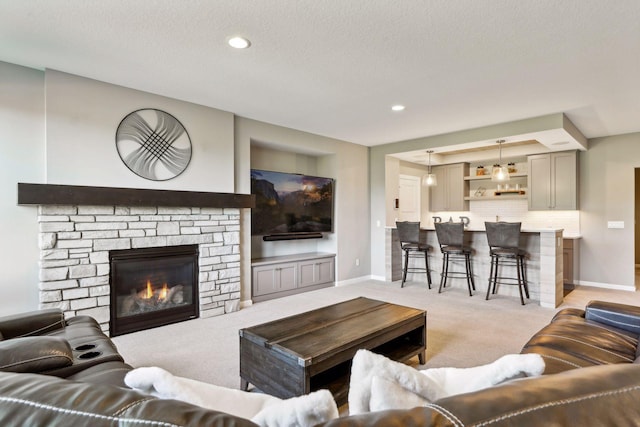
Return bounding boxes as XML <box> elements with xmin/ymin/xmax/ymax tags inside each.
<box><xmin>37</xmin><ymin>204</ymin><xmax>241</xmax><ymax>334</ymax></box>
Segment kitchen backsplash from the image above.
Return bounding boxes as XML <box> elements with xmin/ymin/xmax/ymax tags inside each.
<box><xmin>429</xmin><ymin>199</ymin><xmax>580</xmax><ymax>236</ymax></box>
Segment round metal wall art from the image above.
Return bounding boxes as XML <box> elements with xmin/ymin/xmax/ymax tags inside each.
<box><xmin>115</xmin><ymin>109</ymin><xmax>192</xmax><ymax>181</ymax></box>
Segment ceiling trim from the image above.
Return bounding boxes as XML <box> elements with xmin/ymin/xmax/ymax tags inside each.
<box><xmin>387</xmin><ymin>113</ymin><xmax>588</xmax><ymax>165</ymax></box>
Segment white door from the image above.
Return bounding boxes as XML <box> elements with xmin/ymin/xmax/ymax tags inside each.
<box><xmin>398</xmin><ymin>175</ymin><xmax>421</xmax><ymax>222</ymax></box>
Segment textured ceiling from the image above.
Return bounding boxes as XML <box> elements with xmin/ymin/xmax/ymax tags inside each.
<box><xmin>1</xmin><ymin>0</ymin><xmax>639</xmax><ymax>146</ymax></box>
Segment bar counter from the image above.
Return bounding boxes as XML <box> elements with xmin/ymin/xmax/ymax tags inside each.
<box><xmin>386</xmin><ymin>226</ymin><xmax>564</xmax><ymax>308</ymax></box>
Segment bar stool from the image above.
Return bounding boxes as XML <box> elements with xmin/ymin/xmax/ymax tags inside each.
<box><xmin>485</xmin><ymin>221</ymin><xmax>530</xmax><ymax>305</ymax></box>
<box><xmin>434</xmin><ymin>222</ymin><xmax>475</xmax><ymax>296</ymax></box>
<box><xmin>396</xmin><ymin>221</ymin><xmax>432</xmax><ymax>288</ymax></box>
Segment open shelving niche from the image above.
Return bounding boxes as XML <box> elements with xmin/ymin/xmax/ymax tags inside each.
<box><xmin>464</xmin><ymin>160</ymin><xmax>528</xmax><ymax>201</ymax></box>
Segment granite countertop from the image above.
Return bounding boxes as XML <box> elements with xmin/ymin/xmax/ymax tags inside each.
<box><xmin>441</xmin><ymin>227</ymin><xmax>565</xmax><ymax>233</ymax></box>
<box><xmin>387</xmin><ymin>225</ymin><xmax>581</xmax><ymax>238</ymax></box>
<box><xmin>561</xmin><ymin>234</ymin><xmax>582</xmax><ymax>239</ymax></box>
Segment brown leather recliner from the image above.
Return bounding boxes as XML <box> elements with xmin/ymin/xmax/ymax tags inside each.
<box><xmin>0</xmin><ymin>308</ymin><xmax>132</xmax><ymax>386</ymax></box>
<box><xmin>0</xmin><ymin>308</ymin><xmax>258</xmax><ymax>426</ymax></box>
<box><xmin>521</xmin><ymin>300</ymin><xmax>640</xmax><ymax>374</ymax></box>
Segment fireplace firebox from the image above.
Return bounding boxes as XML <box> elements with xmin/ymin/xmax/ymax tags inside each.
<box><xmin>109</xmin><ymin>245</ymin><xmax>199</xmax><ymax>336</ymax></box>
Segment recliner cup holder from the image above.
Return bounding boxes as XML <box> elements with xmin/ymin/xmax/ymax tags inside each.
<box><xmin>74</xmin><ymin>344</ymin><xmax>97</xmax><ymax>351</ymax></box>
<box><xmin>78</xmin><ymin>351</ymin><xmax>102</xmax><ymax>360</ymax></box>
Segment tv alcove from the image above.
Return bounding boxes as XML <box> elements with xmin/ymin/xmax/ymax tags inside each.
<box><xmin>251</xmin><ymin>252</ymin><xmax>335</xmax><ymax>302</ymax></box>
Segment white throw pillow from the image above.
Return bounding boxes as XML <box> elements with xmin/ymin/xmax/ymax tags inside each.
<box><xmin>251</xmin><ymin>389</ymin><xmax>338</xmax><ymax>427</ymax></box>
<box><xmin>369</xmin><ymin>375</ymin><xmax>429</xmax><ymax>411</ymax></box>
<box><xmin>124</xmin><ymin>366</ymin><xmax>338</xmax><ymax>427</ymax></box>
<box><xmin>348</xmin><ymin>349</ymin><xmax>545</xmax><ymax>414</ymax></box>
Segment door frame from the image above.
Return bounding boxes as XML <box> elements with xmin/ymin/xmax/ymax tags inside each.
<box><xmin>398</xmin><ymin>174</ymin><xmax>421</xmax><ymax>222</ymax></box>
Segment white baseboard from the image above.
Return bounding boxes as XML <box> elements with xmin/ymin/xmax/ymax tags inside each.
<box><xmin>574</xmin><ymin>280</ymin><xmax>636</xmax><ymax>291</ymax></box>
<box><xmin>335</xmin><ymin>275</ymin><xmax>377</xmax><ymax>286</ymax></box>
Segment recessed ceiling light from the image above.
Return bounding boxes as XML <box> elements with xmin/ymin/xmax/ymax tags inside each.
<box><xmin>552</xmin><ymin>141</ymin><xmax>570</xmax><ymax>146</ymax></box>
<box><xmin>228</xmin><ymin>36</ymin><xmax>251</xmax><ymax>49</ymax></box>
<box><xmin>391</xmin><ymin>105</ymin><xmax>405</xmax><ymax>112</ymax></box>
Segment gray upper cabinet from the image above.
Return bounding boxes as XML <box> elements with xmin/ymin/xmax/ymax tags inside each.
<box><xmin>430</xmin><ymin>163</ymin><xmax>469</xmax><ymax>211</ymax></box>
<box><xmin>528</xmin><ymin>151</ymin><xmax>577</xmax><ymax>210</ymax></box>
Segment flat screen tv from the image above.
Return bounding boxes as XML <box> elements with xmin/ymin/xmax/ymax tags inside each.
<box><xmin>250</xmin><ymin>169</ymin><xmax>334</xmax><ymax>237</ymax></box>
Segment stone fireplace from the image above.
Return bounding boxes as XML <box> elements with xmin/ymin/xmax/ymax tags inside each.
<box><xmin>109</xmin><ymin>244</ymin><xmax>199</xmax><ymax>336</ymax></box>
<box><xmin>20</xmin><ymin>183</ymin><xmax>255</xmax><ymax>336</ymax></box>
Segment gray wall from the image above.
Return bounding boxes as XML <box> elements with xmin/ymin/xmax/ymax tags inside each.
<box><xmin>44</xmin><ymin>70</ymin><xmax>235</xmax><ymax>192</ymax></box>
<box><xmin>634</xmin><ymin>168</ymin><xmax>640</xmax><ymax>266</ymax></box>
<box><xmin>636</xmin><ymin>169</ymin><xmax>640</xmax><ymax>265</ymax></box>
<box><xmin>0</xmin><ymin>62</ymin><xmax>44</xmax><ymax>315</ymax></box>
<box><xmin>579</xmin><ymin>133</ymin><xmax>640</xmax><ymax>289</ymax></box>
<box><xmin>0</xmin><ymin>62</ymin><xmax>370</xmax><ymax>316</ymax></box>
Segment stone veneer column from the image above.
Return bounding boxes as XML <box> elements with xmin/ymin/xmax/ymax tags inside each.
<box><xmin>38</xmin><ymin>205</ymin><xmax>241</xmax><ymax>333</ymax></box>
<box><xmin>538</xmin><ymin>230</ymin><xmax>564</xmax><ymax>308</ymax></box>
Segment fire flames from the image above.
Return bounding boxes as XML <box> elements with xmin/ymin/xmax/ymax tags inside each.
<box><xmin>159</xmin><ymin>283</ymin><xmax>168</xmax><ymax>300</ymax></box>
<box><xmin>144</xmin><ymin>280</ymin><xmax>169</xmax><ymax>301</ymax></box>
<box><xmin>120</xmin><ymin>280</ymin><xmax>186</xmax><ymax>317</ymax></box>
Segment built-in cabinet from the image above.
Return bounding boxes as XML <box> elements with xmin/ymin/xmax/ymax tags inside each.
<box><xmin>298</xmin><ymin>257</ymin><xmax>335</xmax><ymax>288</ymax></box>
<box><xmin>563</xmin><ymin>238</ymin><xmax>580</xmax><ymax>286</ymax></box>
<box><xmin>430</xmin><ymin>163</ymin><xmax>469</xmax><ymax>211</ymax></box>
<box><xmin>528</xmin><ymin>151</ymin><xmax>578</xmax><ymax>210</ymax></box>
<box><xmin>251</xmin><ymin>252</ymin><xmax>335</xmax><ymax>302</ymax></box>
<box><xmin>252</xmin><ymin>261</ymin><xmax>298</xmax><ymax>297</ymax></box>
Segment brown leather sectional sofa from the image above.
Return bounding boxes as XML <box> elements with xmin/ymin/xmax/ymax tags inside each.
<box><xmin>2</xmin><ymin>301</ymin><xmax>640</xmax><ymax>426</ymax></box>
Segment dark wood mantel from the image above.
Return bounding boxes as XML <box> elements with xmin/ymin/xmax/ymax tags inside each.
<box><xmin>17</xmin><ymin>183</ymin><xmax>255</xmax><ymax>209</ymax></box>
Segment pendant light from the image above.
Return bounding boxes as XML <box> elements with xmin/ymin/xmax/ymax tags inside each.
<box><xmin>423</xmin><ymin>150</ymin><xmax>437</xmax><ymax>186</ymax></box>
<box><xmin>491</xmin><ymin>140</ymin><xmax>510</xmax><ymax>182</ymax></box>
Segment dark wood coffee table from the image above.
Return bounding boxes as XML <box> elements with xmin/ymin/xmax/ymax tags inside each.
<box><xmin>239</xmin><ymin>297</ymin><xmax>426</xmax><ymax>405</ymax></box>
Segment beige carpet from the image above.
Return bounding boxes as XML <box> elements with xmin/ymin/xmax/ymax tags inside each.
<box><xmin>113</xmin><ymin>278</ymin><xmax>640</xmax><ymax>390</ymax></box>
